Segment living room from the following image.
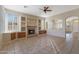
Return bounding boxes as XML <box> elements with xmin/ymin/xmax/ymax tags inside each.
<box><xmin>0</xmin><ymin>5</ymin><xmax>79</xmax><ymax>54</ymax></box>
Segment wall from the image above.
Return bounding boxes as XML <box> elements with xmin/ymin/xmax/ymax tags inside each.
<box><xmin>0</xmin><ymin>6</ymin><xmax>5</xmax><ymax>49</ymax></box>
<box><xmin>73</xmin><ymin>19</ymin><xmax>79</xmax><ymax>32</ymax></box>
<box><xmin>46</xmin><ymin>17</ymin><xmax>65</xmax><ymax>38</ymax></box>
<box><xmin>46</xmin><ymin>8</ymin><xmax>79</xmax><ymax>38</ymax></box>
<box><xmin>0</xmin><ymin>6</ymin><xmax>5</xmax><ymax>33</ymax></box>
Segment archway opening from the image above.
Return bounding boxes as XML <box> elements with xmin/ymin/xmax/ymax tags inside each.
<box><xmin>65</xmin><ymin>16</ymin><xmax>79</xmax><ymax>49</ymax></box>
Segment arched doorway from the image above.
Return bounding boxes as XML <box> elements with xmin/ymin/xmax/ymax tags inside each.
<box><xmin>65</xmin><ymin>16</ymin><xmax>79</xmax><ymax>53</ymax></box>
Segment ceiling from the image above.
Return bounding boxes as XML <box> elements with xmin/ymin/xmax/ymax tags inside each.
<box><xmin>3</xmin><ymin>5</ymin><xmax>79</xmax><ymax>17</ymax></box>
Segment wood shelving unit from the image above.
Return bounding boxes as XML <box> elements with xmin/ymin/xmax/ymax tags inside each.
<box><xmin>21</xmin><ymin>17</ymin><xmax>26</xmax><ymax>32</ymax></box>
<box><xmin>38</xmin><ymin>19</ymin><xmax>41</xmax><ymax>31</ymax></box>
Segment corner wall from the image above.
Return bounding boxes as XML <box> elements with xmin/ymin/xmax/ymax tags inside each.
<box><xmin>0</xmin><ymin>5</ymin><xmax>5</xmax><ymax>49</ymax></box>
<box><xmin>46</xmin><ymin>17</ymin><xmax>65</xmax><ymax>38</ymax></box>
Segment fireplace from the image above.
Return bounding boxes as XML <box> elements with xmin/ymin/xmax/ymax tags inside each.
<box><xmin>28</xmin><ymin>29</ymin><xmax>35</xmax><ymax>35</ymax></box>
<box><xmin>27</xmin><ymin>26</ymin><xmax>37</xmax><ymax>37</ymax></box>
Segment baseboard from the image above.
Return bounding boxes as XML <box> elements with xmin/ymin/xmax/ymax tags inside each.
<box><xmin>47</xmin><ymin>34</ymin><xmax>65</xmax><ymax>39</ymax></box>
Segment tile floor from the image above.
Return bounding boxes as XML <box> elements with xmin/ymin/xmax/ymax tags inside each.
<box><xmin>0</xmin><ymin>34</ymin><xmax>79</xmax><ymax>54</ymax></box>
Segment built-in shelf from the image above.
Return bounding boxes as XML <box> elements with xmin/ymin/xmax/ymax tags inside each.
<box><xmin>38</xmin><ymin>19</ymin><xmax>41</xmax><ymax>31</ymax></box>
<box><xmin>21</xmin><ymin>16</ymin><xmax>26</xmax><ymax>32</ymax></box>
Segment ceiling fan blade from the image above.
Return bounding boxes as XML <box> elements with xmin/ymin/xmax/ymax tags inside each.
<box><xmin>44</xmin><ymin>6</ymin><xmax>49</xmax><ymax>10</ymax></box>
<box><xmin>46</xmin><ymin>10</ymin><xmax>52</xmax><ymax>11</ymax></box>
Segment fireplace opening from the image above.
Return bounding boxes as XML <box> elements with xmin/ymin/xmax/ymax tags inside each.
<box><xmin>28</xmin><ymin>29</ymin><xmax>35</xmax><ymax>35</ymax></box>
<box><xmin>27</xmin><ymin>26</ymin><xmax>37</xmax><ymax>37</ymax></box>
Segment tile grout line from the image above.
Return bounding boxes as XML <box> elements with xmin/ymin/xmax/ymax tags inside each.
<box><xmin>49</xmin><ymin>39</ymin><xmax>60</xmax><ymax>54</ymax></box>
<box><xmin>52</xmin><ymin>40</ymin><xmax>61</xmax><ymax>53</ymax></box>
<box><xmin>49</xmin><ymin>39</ymin><xmax>57</xmax><ymax>54</ymax></box>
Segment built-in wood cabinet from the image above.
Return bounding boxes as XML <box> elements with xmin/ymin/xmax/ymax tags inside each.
<box><xmin>17</xmin><ymin>32</ymin><xmax>26</xmax><ymax>38</ymax></box>
<box><xmin>3</xmin><ymin>14</ymin><xmax>27</xmax><ymax>40</ymax></box>
<box><xmin>11</xmin><ymin>32</ymin><xmax>16</xmax><ymax>40</ymax></box>
<box><xmin>3</xmin><ymin>33</ymin><xmax>16</xmax><ymax>41</ymax></box>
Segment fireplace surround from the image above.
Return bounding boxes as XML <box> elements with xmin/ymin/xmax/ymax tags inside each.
<box><xmin>27</xmin><ymin>26</ymin><xmax>37</xmax><ymax>37</ymax></box>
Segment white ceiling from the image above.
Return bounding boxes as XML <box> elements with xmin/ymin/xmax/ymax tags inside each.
<box><xmin>3</xmin><ymin>5</ymin><xmax>79</xmax><ymax>17</ymax></box>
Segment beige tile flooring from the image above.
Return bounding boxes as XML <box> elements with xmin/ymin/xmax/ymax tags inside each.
<box><xmin>0</xmin><ymin>34</ymin><xmax>79</xmax><ymax>54</ymax></box>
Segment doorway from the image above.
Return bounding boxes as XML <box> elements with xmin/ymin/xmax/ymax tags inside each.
<box><xmin>65</xmin><ymin>16</ymin><xmax>79</xmax><ymax>53</ymax></box>
<box><xmin>66</xmin><ymin>17</ymin><xmax>73</xmax><ymax>48</ymax></box>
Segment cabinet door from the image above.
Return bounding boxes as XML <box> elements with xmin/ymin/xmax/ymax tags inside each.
<box><xmin>11</xmin><ymin>32</ymin><xmax>16</xmax><ymax>40</ymax></box>
<box><xmin>17</xmin><ymin>32</ymin><xmax>26</xmax><ymax>38</ymax></box>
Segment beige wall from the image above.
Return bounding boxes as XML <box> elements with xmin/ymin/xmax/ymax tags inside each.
<box><xmin>0</xmin><ymin>6</ymin><xmax>5</xmax><ymax>33</ymax></box>
<box><xmin>0</xmin><ymin>6</ymin><xmax>5</xmax><ymax>49</ymax></box>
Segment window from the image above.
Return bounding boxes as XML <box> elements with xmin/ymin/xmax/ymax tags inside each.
<box><xmin>7</xmin><ymin>13</ymin><xmax>18</xmax><ymax>32</ymax></box>
<box><xmin>52</xmin><ymin>19</ymin><xmax>63</xmax><ymax>30</ymax></box>
<box><xmin>56</xmin><ymin>20</ymin><xmax>63</xmax><ymax>29</ymax></box>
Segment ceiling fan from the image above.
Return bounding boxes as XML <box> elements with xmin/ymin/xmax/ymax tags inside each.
<box><xmin>40</xmin><ymin>6</ymin><xmax>52</xmax><ymax>13</ymax></box>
